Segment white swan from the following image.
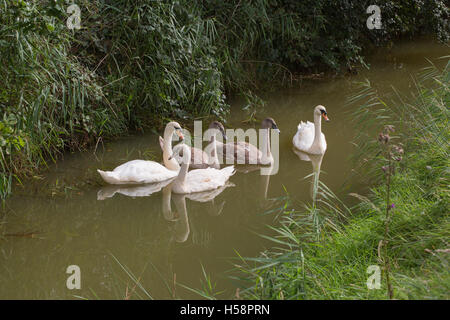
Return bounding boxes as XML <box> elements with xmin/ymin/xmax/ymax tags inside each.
<box><xmin>97</xmin><ymin>122</ymin><xmax>183</xmax><ymax>184</ymax></box>
<box><xmin>171</xmin><ymin>144</ymin><xmax>235</xmax><ymax>194</ymax></box>
<box><xmin>293</xmin><ymin>105</ymin><xmax>329</xmax><ymax>154</ymax></box>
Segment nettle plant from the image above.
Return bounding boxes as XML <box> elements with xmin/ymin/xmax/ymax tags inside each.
<box><xmin>377</xmin><ymin>124</ymin><xmax>404</xmax><ymax>299</ymax></box>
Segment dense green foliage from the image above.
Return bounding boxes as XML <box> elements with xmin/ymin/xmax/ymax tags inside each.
<box><xmin>235</xmin><ymin>63</ymin><xmax>449</xmax><ymax>299</ymax></box>
<box><xmin>0</xmin><ymin>0</ymin><xmax>449</xmax><ymax>198</ymax></box>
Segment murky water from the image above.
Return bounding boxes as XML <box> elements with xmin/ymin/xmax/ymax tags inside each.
<box><xmin>0</xmin><ymin>38</ymin><xmax>448</xmax><ymax>299</ymax></box>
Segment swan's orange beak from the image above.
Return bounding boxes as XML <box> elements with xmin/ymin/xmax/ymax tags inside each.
<box><xmin>176</xmin><ymin>130</ymin><xmax>184</xmax><ymax>140</ymax></box>
<box><xmin>322</xmin><ymin>113</ymin><xmax>330</xmax><ymax>121</ymax></box>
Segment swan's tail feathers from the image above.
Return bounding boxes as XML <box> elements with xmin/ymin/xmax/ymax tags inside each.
<box><xmin>159</xmin><ymin>136</ymin><xmax>164</xmax><ymax>150</ymax></box>
<box><xmin>97</xmin><ymin>169</ymin><xmax>121</xmax><ymax>185</ymax></box>
<box><xmin>221</xmin><ymin>165</ymin><xmax>236</xmax><ymax>178</ymax></box>
<box><xmin>297</xmin><ymin>121</ymin><xmax>305</xmax><ymax>130</ymax></box>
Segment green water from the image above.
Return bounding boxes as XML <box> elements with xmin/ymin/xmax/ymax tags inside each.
<box><xmin>0</xmin><ymin>38</ymin><xmax>448</xmax><ymax>299</ymax></box>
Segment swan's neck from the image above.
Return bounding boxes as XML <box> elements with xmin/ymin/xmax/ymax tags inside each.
<box><xmin>173</xmin><ymin>195</ymin><xmax>189</xmax><ymax>242</ymax></box>
<box><xmin>260</xmin><ymin>128</ymin><xmax>273</xmax><ymax>164</ymax></box>
<box><xmin>312</xmin><ymin>113</ymin><xmax>322</xmax><ymax>147</ymax></box>
<box><xmin>175</xmin><ymin>152</ymin><xmax>190</xmax><ymax>186</ymax></box>
<box><xmin>163</xmin><ymin>128</ymin><xmax>180</xmax><ymax>171</ymax></box>
<box><xmin>208</xmin><ymin>135</ymin><xmax>219</xmax><ymax>167</ymax></box>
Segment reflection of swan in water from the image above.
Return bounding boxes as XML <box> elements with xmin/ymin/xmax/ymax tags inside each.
<box><xmin>162</xmin><ymin>182</ymin><xmax>234</xmax><ymax>242</ymax></box>
<box><xmin>293</xmin><ymin>148</ymin><xmax>324</xmax><ymax>201</ymax></box>
<box><xmin>97</xmin><ymin>178</ymin><xmax>175</xmax><ymax>200</ymax></box>
<box><xmin>172</xmin><ymin>194</ymin><xmax>190</xmax><ymax>243</ymax></box>
<box><xmin>185</xmin><ymin>181</ymin><xmax>235</xmax><ymax>217</ymax></box>
<box><xmin>98</xmin><ymin>176</ymin><xmax>232</xmax><ymax>243</ymax></box>
<box><xmin>261</xmin><ymin>164</ymin><xmax>276</xmax><ymax>200</ymax></box>
<box><xmin>293</xmin><ymin>149</ymin><xmax>324</xmax><ymax>173</ymax></box>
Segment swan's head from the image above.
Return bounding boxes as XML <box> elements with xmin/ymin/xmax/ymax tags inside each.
<box><xmin>209</xmin><ymin>121</ymin><xmax>227</xmax><ymax>141</ymax></box>
<box><xmin>314</xmin><ymin>105</ymin><xmax>329</xmax><ymax>122</ymax></box>
<box><xmin>170</xmin><ymin>143</ymin><xmax>191</xmax><ymax>164</ymax></box>
<box><xmin>262</xmin><ymin>118</ymin><xmax>280</xmax><ymax>133</ymax></box>
<box><xmin>166</xmin><ymin>121</ymin><xmax>184</xmax><ymax>140</ymax></box>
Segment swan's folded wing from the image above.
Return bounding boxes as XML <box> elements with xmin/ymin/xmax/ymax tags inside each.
<box><xmin>113</xmin><ymin>160</ymin><xmax>177</xmax><ymax>184</ymax></box>
<box><xmin>297</xmin><ymin>121</ymin><xmax>314</xmax><ymax>130</ymax></box>
<box><xmin>185</xmin><ymin>166</ymin><xmax>234</xmax><ymax>193</ymax></box>
<box><xmin>294</xmin><ymin>121</ymin><xmax>315</xmax><ymax>151</ymax></box>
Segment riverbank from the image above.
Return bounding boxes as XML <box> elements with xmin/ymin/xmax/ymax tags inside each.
<box><xmin>1</xmin><ymin>0</ymin><xmax>449</xmax><ymax>199</ymax></box>
<box><xmin>0</xmin><ymin>41</ymin><xmax>447</xmax><ymax>299</ymax></box>
<box><xmin>235</xmin><ymin>63</ymin><xmax>449</xmax><ymax>299</ymax></box>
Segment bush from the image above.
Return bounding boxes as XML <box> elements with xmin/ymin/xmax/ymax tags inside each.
<box><xmin>0</xmin><ymin>0</ymin><xmax>448</xmax><ymax>199</ymax></box>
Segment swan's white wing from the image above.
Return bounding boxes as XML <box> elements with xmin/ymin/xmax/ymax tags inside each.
<box><xmin>98</xmin><ymin>160</ymin><xmax>177</xmax><ymax>184</ymax></box>
<box><xmin>120</xmin><ymin>160</ymin><xmax>177</xmax><ymax>183</ymax></box>
<box><xmin>293</xmin><ymin>121</ymin><xmax>315</xmax><ymax>152</ymax></box>
<box><xmin>184</xmin><ymin>166</ymin><xmax>235</xmax><ymax>193</ymax></box>
<box><xmin>114</xmin><ymin>160</ymin><xmax>177</xmax><ymax>183</ymax></box>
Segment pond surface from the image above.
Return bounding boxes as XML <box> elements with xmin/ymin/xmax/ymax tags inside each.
<box><xmin>0</xmin><ymin>39</ymin><xmax>448</xmax><ymax>299</ymax></box>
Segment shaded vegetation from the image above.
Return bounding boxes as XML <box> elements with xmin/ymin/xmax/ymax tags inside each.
<box><xmin>1</xmin><ymin>0</ymin><xmax>449</xmax><ymax>198</ymax></box>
